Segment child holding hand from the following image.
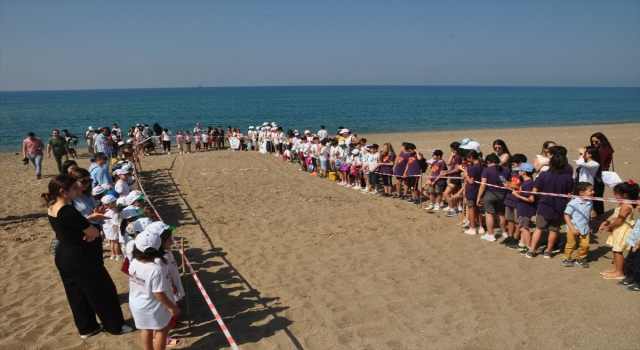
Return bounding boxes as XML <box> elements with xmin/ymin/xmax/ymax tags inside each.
<box><xmin>562</xmin><ymin>182</ymin><xmax>594</xmax><ymax>268</ymax></box>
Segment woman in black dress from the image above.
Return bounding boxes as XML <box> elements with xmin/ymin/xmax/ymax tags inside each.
<box><xmin>44</xmin><ymin>175</ymin><xmax>132</xmax><ymax>339</ymax></box>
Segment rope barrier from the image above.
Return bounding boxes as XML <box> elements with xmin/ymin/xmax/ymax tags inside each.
<box><xmin>134</xmin><ymin>161</ymin><xmax>240</xmax><ymax>350</ymax></box>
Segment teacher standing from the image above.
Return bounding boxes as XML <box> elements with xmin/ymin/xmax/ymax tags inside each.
<box><xmin>43</xmin><ymin>175</ymin><xmax>132</xmax><ymax>339</ymax></box>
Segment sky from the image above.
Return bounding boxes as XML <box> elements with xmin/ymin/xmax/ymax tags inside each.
<box><xmin>0</xmin><ymin>0</ymin><xmax>639</xmax><ymax>91</ymax></box>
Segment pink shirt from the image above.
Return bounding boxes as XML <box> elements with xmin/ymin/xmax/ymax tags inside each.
<box><xmin>23</xmin><ymin>137</ymin><xmax>45</xmax><ymax>155</ymax></box>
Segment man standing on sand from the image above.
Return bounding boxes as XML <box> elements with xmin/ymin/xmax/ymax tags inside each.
<box><xmin>23</xmin><ymin>132</ymin><xmax>45</xmax><ymax>179</ymax></box>
<box><xmin>47</xmin><ymin>129</ymin><xmax>68</xmax><ymax>173</ymax></box>
<box><xmin>85</xmin><ymin>126</ymin><xmax>95</xmax><ymax>155</ymax></box>
<box><xmin>95</xmin><ymin>127</ymin><xmax>114</xmax><ymax>172</ymax></box>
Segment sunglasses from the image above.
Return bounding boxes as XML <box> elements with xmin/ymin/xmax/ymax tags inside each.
<box><xmin>79</xmin><ymin>179</ymin><xmax>92</xmax><ymax>185</ymax></box>
<box><xmin>591</xmin><ymin>140</ymin><xmax>600</xmax><ymax>144</ymax></box>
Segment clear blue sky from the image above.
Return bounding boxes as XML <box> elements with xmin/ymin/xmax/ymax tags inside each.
<box><xmin>1</xmin><ymin>0</ymin><xmax>638</xmax><ymax>91</ymax></box>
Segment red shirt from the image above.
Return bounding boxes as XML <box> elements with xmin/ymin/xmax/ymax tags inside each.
<box><xmin>23</xmin><ymin>137</ymin><xmax>44</xmax><ymax>155</ymax></box>
<box><xmin>599</xmin><ymin>148</ymin><xmax>613</xmax><ymax>171</ymax></box>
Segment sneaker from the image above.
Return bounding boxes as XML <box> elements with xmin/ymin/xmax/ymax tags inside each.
<box><xmin>477</xmin><ymin>227</ymin><xmax>486</xmax><ymax>234</ymax></box>
<box><xmin>445</xmin><ymin>210</ymin><xmax>457</xmax><ymax>217</ymax></box>
<box><xmin>381</xmin><ymin>193</ymin><xmax>392</xmax><ymax>197</ymax></box>
<box><xmin>405</xmin><ymin>197</ymin><xmax>415</xmax><ymax>203</ymax></box>
<box><xmin>119</xmin><ymin>325</ymin><xmax>133</xmax><ymax>335</ymax></box>
<box><xmin>440</xmin><ymin>204</ymin><xmax>449</xmax><ymax>210</ymax></box>
<box><xmin>425</xmin><ymin>204</ymin><xmax>435</xmax><ymax>211</ymax></box>
<box><xmin>80</xmin><ymin>325</ymin><xmax>104</xmax><ymax>339</ymax></box>
<box><xmin>481</xmin><ymin>234</ymin><xmax>496</xmax><ymax>242</ymax></box>
<box><xmin>552</xmin><ymin>244</ymin><xmax>562</xmax><ymax>254</ymax></box>
<box><xmin>517</xmin><ymin>245</ymin><xmax>529</xmax><ymax>252</ymax></box>
<box><xmin>500</xmin><ymin>237</ymin><xmax>513</xmax><ymax>245</ymax></box>
<box><xmin>617</xmin><ymin>277</ymin><xmax>635</xmax><ymax>286</ymax></box>
<box><xmin>518</xmin><ymin>247</ymin><xmax>530</xmax><ymax>255</ymax></box>
<box><xmin>575</xmin><ymin>259</ymin><xmax>590</xmax><ymax>268</ymax></box>
<box><xmin>562</xmin><ymin>259</ymin><xmax>574</xmax><ymax>267</ymax></box>
<box><xmin>506</xmin><ymin>242</ymin><xmax>521</xmax><ymax>250</ymax></box>
<box><xmin>168</xmin><ymin>152</ymin><xmax>171</xmax><ymax>155</ymax></box>
<box><xmin>114</xmin><ymin>255</ymin><xmax>124</xmax><ymax>261</ymax></box>
<box><xmin>627</xmin><ymin>283</ymin><xmax>640</xmax><ymax>292</ymax></box>
<box><xmin>362</xmin><ymin>189</ymin><xmax>371</xmax><ymax>194</ymax></box>
<box><xmin>109</xmin><ymin>255</ymin><xmax>116</xmax><ymax>260</ymax></box>
<box><xmin>499</xmin><ymin>231</ymin><xmax>508</xmax><ymax>238</ymax></box>
<box><xmin>413</xmin><ymin>199</ymin><xmax>421</xmax><ymax>205</ymax></box>
<box><xmin>464</xmin><ymin>228</ymin><xmax>477</xmax><ymax>235</ymax></box>
<box><xmin>457</xmin><ymin>205</ymin><xmax>463</xmax><ymax>212</ymax></box>
<box><xmin>369</xmin><ymin>190</ymin><xmax>379</xmax><ymax>195</ymax></box>
<box><xmin>525</xmin><ymin>251</ymin><xmax>536</xmax><ymax>259</ymax></box>
<box><xmin>536</xmin><ymin>246</ymin><xmax>546</xmax><ymax>254</ymax></box>
<box><xmin>543</xmin><ymin>252</ymin><xmax>553</xmax><ymax>259</ymax></box>
<box><xmin>432</xmin><ymin>203</ymin><xmax>442</xmax><ymax>211</ymax></box>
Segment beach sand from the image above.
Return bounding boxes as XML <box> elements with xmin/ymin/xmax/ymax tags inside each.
<box><xmin>1</xmin><ymin>123</ymin><xmax>639</xmax><ymax>349</ymax></box>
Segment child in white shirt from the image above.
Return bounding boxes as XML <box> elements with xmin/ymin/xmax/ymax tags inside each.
<box><xmin>114</xmin><ymin>169</ymin><xmax>130</xmax><ymax>197</ymax></box>
<box><xmin>101</xmin><ymin>195</ymin><xmax>123</xmax><ymax>260</ymax></box>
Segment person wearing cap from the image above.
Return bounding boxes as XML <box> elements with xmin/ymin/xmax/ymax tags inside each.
<box><xmin>92</xmin><ymin>185</ymin><xmax>107</xmax><ymax>203</ymax></box>
<box><xmin>101</xmin><ymin>194</ymin><xmax>124</xmax><ymax>260</ymax></box>
<box><xmin>88</xmin><ymin>152</ymin><xmax>114</xmax><ymax>187</ymax></box>
<box><xmin>47</xmin><ymin>129</ymin><xmax>68</xmax><ymax>173</ymax></box>
<box><xmin>247</xmin><ymin>126</ymin><xmax>256</xmax><ymax>151</ymax></box>
<box><xmin>128</xmin><ymin>223</ymin><xmax>181</xmax><ymax>349</ymax></box>
<box><xmin>43</xmin><ymin>174</ymin><xmax>132</xmax><ymax>339</ymax></box>
<box><xmin>509</xmin><ymin>162</ymin><xmax>537</xmax><ymax>252</ymax></box>
<box><xmin>23</xmin><ymin>132</ymin><xmax>45</xmax><ymax>179</ymax></box>
<box><xmin>114</xmin><ymin>168</ymin><xmax>130</xmax><ymax>197</ymax></box>
<box><xmin>85</xmin><ymin>126</ymin><xmax>95</xmax><ymax>155</ymax></box>
<box><xmin>460</xmin><ymin>137</ymin><xmax>482</xmax><ymax>156</ymax></box>
<box><xmin>121</xmin><ymin>210</ymin><xmax>148</xmax><ymax>260</ymax></box>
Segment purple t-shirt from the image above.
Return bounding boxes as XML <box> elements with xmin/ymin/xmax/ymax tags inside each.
<box><xmin>504</xmin><ymin>171</ymin><xmax>523</xmax><ymax>208</ymax></box>
<box><xmin>534</xmin><ymin>171</ymin><xmax>574</xmax><ymax>220</ymax></box>
<box><xmin>449</xmin><ymin>155</ymin><xmax>462</xmax><ymax>180</ymax></box>
<box><xmin>379</xmin><ymin>153</ymin><xmax>396</xmax><ymax>175</ymax></box>
<box><xmin>405</xmin><ymin>152</ymin><xmax>422</xmax><ymax>177</ymax></box>
<box><xmin>565</xmin><ymin>163</ymin><xmax>574</xmax><ymax>176</ymax></box>
<box><xmin>465</xmin><ymin>163</ymin><xmax>483</xmax><ymax>200</ymax></box>
<box><xmin>481</xmin><ymin>166</ymin><xmax>512</xmax><ymax>195</ymax></box>
<box><xmin>429</xmin><ymin>160</ymin><xmax>448</xmax><ymax>186</ymax></box>
<box><xmin>393</xmin><ymin>152</ymin><xmax>410</xmax><ymax>177</ymax></box>
<box><xmin>516</xmin><ymin>179</ymin><xmax>536</xmax><ymax>218</ymax></box>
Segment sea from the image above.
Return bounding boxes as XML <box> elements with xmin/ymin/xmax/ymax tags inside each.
<box><xmin>1</xmin><ymin>86</ymin><xmax>639</xmax><ymax>152</ymax></box>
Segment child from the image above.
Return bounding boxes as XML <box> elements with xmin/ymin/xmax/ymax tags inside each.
<box><xmin>350</xmin><ymin>149</ymin><xmax>362</xmax><ymax>189</ymax></box>
<box><xmin>129</xmin><ymin>228</ymin><xmax>181</xmax><ymax>350</ymax></box>
<box><xmin>365</xmin><ymin>144</ymin><xmax>380</xmax><ymax>194</ymax></box>
<box><xmin>102</xmin><ymin>194</ymin><xmax>124</xmax><ymax>260</ymax></box>
<box><xmin>443</xmin><ymin>142</ymin><xmax>463</xmax><ymax>216</ymax></box>
<box><xmin>319</xmin><ymin>139</ymin><xmax>330</xmax><ymax>178</ymax></box>
<box><xmin>184</xmin><ymin>130</ymin><xmax>192</xmax><ymax>154</ymax></box>
<box><xmin>160</xmin><ymin>230</ymin><xmax>185</xmax><ymax>302</ymax></box>
<box><xmin>176</xmin><ymin>130</ymin><xmax>184</xmax><ymax>154</ymax></box>
<box><xmin>509</xmin><ymin>163</ymin><xmax>536</xmax><ymax>252</ymax></box>
<box><xmin>201</xmin><ymin>131</ymin><xmax>209</xmax><ymax>151</ymax></box>
<box><xmin>115</xmin><ymin>168</ymin><xmax>130</xmax><ymax>197</ymax></box>
<box><xmin>377</xmin><ymin>143</ymin><xmax>396</xmax><ymax>197</ymax></box>
<box><xmin>599</xmin><ymin>181</ymin><xmax>639</xmax><ymax>279</ymax></box>
<box><xmin>403</xmin><ymin>143</ymin><xmax>424</xmax><ymax>205</ymax></box>
<box><xmin>501</xmin><ymin>154</ymin><xmax>527</xmax><ymax>246</ymax></box>
<box><xmin>477</xmin><ymin>154</ymin><xmax>512</xmax><ymax>242</ymax></box>
<box><xmin>393</xmin><ymin>143</ymin><xmax>410</xmax><ymax>199</ymax></box>
<box><xmin>562</xmin><ymin>182</ymin><xmax>594</xmax><ymax>267</ymax></box>
<box><xmin>620</xmin><ymin>205</ymin><xmax>640</xmax><ymax>291</ymax></box>
<box><xmin>424</xmin><ymin>149</ymin><xmax>447</xmax><ymax>211</ymax></box>
<box><xmin>460</xmin><ymin>150</ymin><xmax>485</xmax><ymax>235</ymax></box>
<box><xmin>194</xmin><ymin>131</ymin><xmax>201</xmax><ymax>152</ymax></box>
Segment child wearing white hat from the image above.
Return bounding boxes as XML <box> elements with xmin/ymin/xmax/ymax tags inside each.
<box><xmin>114</xmin><ymin>168</ymin><xmax>130</xmax><ymax>197</ymax></box>
<box><xmin>128</xmin><ymin>225</ymin><xmax>181</xmax><ymax>349</ymax></box>
<box><xmin>101</xmin><ymin>195</ymin><xmax>124</xmax><ymax>260</ymax></box>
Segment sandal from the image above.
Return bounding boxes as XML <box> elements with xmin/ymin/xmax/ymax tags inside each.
<box><xmin>603</xmin><ymin>274</ymin><xmax>625</xmax><ymax>280</ymax></box>
<box><xmin>599</xmin><ymin>270</ymin><xmax>614</xmax><ymax>276</ymax></box>
<box><xmin>166</xmin><ymin>337</ymin><xmax>183</xmax><ymax>347</ymax></box>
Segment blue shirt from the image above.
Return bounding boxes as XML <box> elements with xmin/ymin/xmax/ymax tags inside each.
<box><xmin>89</xmin><ymin>163</ymin><xmax>114</xmax><ymax>187</ymax></box>
<box><xmin>564</xmin><ymin>198</ymin><xmax>592</xmax><ymax>235</ymax></box>
<box><xmin>95</xmin><ymin>133</ymin><xmax>113</xmax><ymax>155</ymax></box>
<box><xmin>626</xmin><ymin>220</ymin><xmax>640</xmax><ymax>247</ymax></box>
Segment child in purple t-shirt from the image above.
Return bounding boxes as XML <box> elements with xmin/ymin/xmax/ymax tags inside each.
<box><xmin>423</xmin><ymin>149</ymin><xmax>448</xmax><ymax>211</ymax></box>
<box><xmin>510</xmin><ymin>163</ymin><xmax>536</xmax><ymax>252</ymax></box>
<box><xmin>460</xmin><ymin>150</ymin><xmax>485</xmax><ymax>235</ymax></box>
<box><xmin>477</xmin><ymin>154</ymin><xmax>512</xmax><ymax>242</ymax></box>
<box><xmin>501</xmin><ymin>154</ymin><xmax>527</xmax><ymax>246</ymax></box>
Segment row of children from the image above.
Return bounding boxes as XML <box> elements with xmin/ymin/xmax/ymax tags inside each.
<box><xmin>243</xmin><ymin>127</ymin><xmax>640</xmax><ymax>290</ymax></box>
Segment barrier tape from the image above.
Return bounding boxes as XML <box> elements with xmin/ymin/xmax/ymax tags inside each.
<box><xmin>135</xmin><ymin>167</ymin><xmax>240</xmax><ymax>350</ymax></box>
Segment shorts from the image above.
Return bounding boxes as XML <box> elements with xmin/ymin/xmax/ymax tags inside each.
<box><xmin>368</xmin><ymin>172</ymin><xmax>379</xmax><ymax>185</ymax></box>
<box><xmin>335</xmin><ymin>159</ymin><xmax>343</xmax><ymax>168</ymax></box>
<box><xmin>518</xmin><ymin>216</ymin><xmax>532</xmax><ymax>228</ymax></box>
<box><xmin>177</xmin><ymin>143</ymin><xmax>184</xmax><ymax>149</ymax></box>
<box><xmin>320</xmin><ymin>159</ymin><xmax>328</xmax><ymax>170</ymax></box>
<box><xmin>535</xmin><ymin>215</ymin><xmax>562</xmax><ymax>232</ymax></box>
<box><xmin>482</xmin><ymin>191</ymin><xmax>505</xmax><ymax>215</ymax></box>
<box><xmin>68</xmin><ymin>147</ymin><xmax>76</xmax><ymax>153</ymax></box>
<box><xmin>423</xmin><ymin>184</ymin><xmax>444</xmax><ymax>194</ymax></box>
<box><xmin>505</xmin><ymin>205</ymin><xmax>517</xmax><ymax>222</ymax></box>
<box><xmin>466</xmin><ymin>198</ymin><xmax>477</xmax><ymax>207</ymax></box>
<box><xmin>449</xmin><ymin>179</ymin><xmax>462</xmax><ymax>186</ymax></box>
<box><xmin>406</xmin><ymin>177</ymin><xmax>418</xmax><ymax>189</ymax></box>
<box><xmin>381</xmin><ymin>174</ymin><xmax>393</xmax><ymax>186</ymax></box>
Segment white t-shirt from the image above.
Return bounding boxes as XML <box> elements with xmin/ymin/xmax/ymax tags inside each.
<box><xmin>317</xmin><ymin>129</ymin><xmax>328</xmax><ymax>140</ymax></box>
<box><xmin>162</xmin><ymin>131</ymin><xmax>172</xmax><ymax>141</ymax></box>
<box><xmin>201</xmin><ymin>133</ymin><xmax>209</xmax><ymax>143</ymax></box>
<box><xmin>103</xmin><ymin>209</ymin><xmax>119</xmax><ymax>241</ymax></box>
<box><xmin>368</xmin><ymin>152</ymin><xmax>379</xmax><ymax>171</ymax></box>
<box><xmin>115</xmin><ymin>179</ymin><xmax>130</xmax><ymax>197</ymax></box>
<box><xmin>128</xmin><ymin>258</ymin><xmax>174</xmax><ymax>330</ymax></box>
<box><xmin>536</xmin><ymin>155</ymin><xmax>550</xmax><ymax>173</ymax></box>
<box><xmin>165</xmin><ymin>251</ymin><xmax>185</xmax><ymax>301</ymax></box>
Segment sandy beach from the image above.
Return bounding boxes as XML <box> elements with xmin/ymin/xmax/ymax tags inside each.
<box><xmin>1</xmin><ymin>122</ymin><xmax>639</xmax><ymax>349</ymax></box>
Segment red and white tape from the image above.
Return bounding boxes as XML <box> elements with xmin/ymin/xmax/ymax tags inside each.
<box><xmin>135</xmin><ymin>173</ymin><xmax>239</xmax><ymax>350</ymax></box>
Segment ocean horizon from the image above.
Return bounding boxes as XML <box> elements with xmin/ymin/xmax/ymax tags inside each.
<box><xmin>1</xmin><ymin>85</ymin><xmax>639</xmax><ymax>152</ymax></box>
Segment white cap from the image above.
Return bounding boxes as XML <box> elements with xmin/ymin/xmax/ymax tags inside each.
<box><xmin>126</xmin><ymin>190</ymin><xmax>145</xmax><ymax>205</ymax></box>
<box><xmin>126</xmin><ymin>138</ymin><xmax>133</xmax><ymax>143</ymax></box>
<box><xmin>304</xmin><ymin>130</ymin><xmax>311</xmax><ymax>134</ymax></box>
<box><xmin>133</xmin><ymin>217</ymin><xmax>154</xmax><ymax>233</ymax></box>
<box><xmin>143</xmin><ymin>221</ymin><xmax>175</xmax><ymax>236</ymax></box>
<box><xmin>101</xmin><ymin>194</ymin><xmax>117</xmax><ymax>205</ymax></box>
<box><xmin>263</xmin><ymin>122</ymin><xmax>269</xmax><ymax>126</ymax></box>
<box><xmin>351</xmin><ymin>149</ymin><xmax>360</xmax><ymax>155</ymax></box>
<box><xmin>116</xmin><ymin>197</ymin><xmax>127</xmax><ymax>207</ymax></box>
<box><xmin>260</xmin><ymin>127</ymin><xmax>265</xmax><ymax>131</ymax></box>
<box><xmin>88</xmin><ymin>126</ymin><xmax>93</xmax><ymax>130</ymax></box>
<box><xmin>121</xmin><ymin>207</ymin><xmax>142</xmax><ymax>219</ymax></box>
<box><xmin>460</xmin><ymin>140</ymin><xmax>481</xmax><ymax>153</ymax></box>
<box><xmin>249</xmin><ymin>126</ymin><xmax>254</xmax><ymax>129</ymax></box>
<box><xmin>117</xmin><ymin>168</ymin><xmax>129</xmax><ymax>175</ymax></box>
<box><xmin>340</xmin><ymin>129</ymin><xmax>349</xmax><ymax>134</ymax></box>
<box><xmin>118</xmin><ymin>141</ymin><xmax>125</xmax><ymax>146</ymax></box>
<box><xmin>134</xmin><ymin>230</ymin><xmax>162</xmax><ymax>252</ymax></box>
<box><xmin>91</xmin><ymin>186</ymin><xmax>105</xmax><ymax>196</ymax></box>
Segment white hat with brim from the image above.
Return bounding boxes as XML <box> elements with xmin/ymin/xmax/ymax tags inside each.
<box><xmin>460</xmin><ymin>140</ymin><xmax>481</xmax><ymax>153</ymax></box>
<box><xmin>340</xmin><ymin>129</ymin><xmax>349</xmax><ymax>133</ymax></box>
<box><xmin>91</xmin><ymin>186</ymin><xmax>105</xmax><ymax>196</ymax></box>
<box><xmin>116</xmin><ymin>197</ymin><xmax>127</xmax><ymax>207</ymax></box>
<box><xmin>135</xmin><ymin>230</ymin><xmax>162</xmax><ymax>252</ymax></box>
<box><xmin>125</xmin><ymin>190</ymin><xmax>146</xmax><ymax>205</ymax></box>
<box><xmin>133</xmin><ymin>217</ymin><xmax>154</xmax><ymax>233</ymax></box>
<box><xmin>143</xmin><ymin>221</ymin><xmax>176</xmax><ymax>236</ymax></box>
<box><xmin>101</xmin><ymin>194</ymin><xmax>117</xmax><ymax>205</ymax></box>
<box><xmin>121</xmin><ymin>207</ymin><xmax>143</xmax><ymax>220</ymax></box>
